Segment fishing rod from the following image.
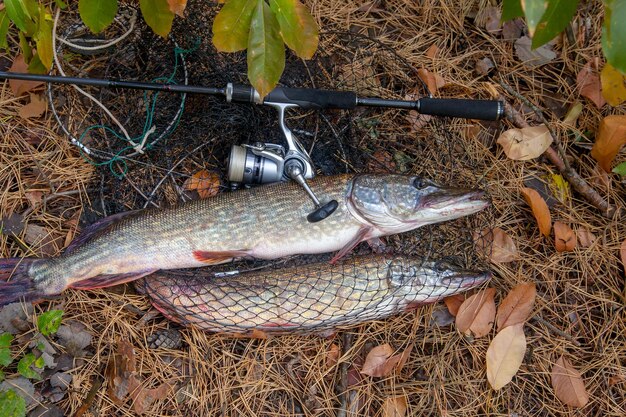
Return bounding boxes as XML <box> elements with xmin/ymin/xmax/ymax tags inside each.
<box><xmin>0</xmin><ymin>71</ymin><xmax>504</xmax><ymax>222</ymax></box>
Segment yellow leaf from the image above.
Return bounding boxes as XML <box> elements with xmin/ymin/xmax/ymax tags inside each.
<box><xmin>591</xmin><ymin>115</ymin><xmax>626</xmax><ymax>172</ymax></box>
<box><xmin>562</xmin><ymin>102</ymin><xmax>582</xmax><ymax>127</ymax></box>
<box><xmin>497</xmin><ymin>125</ymin><xmax>553</xmax><ymax>160</ymax></box>
<box><xmin>552</xmin><ymin>356</ymin><xmax>589</xmax><ymax>408</ymax></box>
<box><xmin>601</xmin><ymin>63</ymin><xmax>626</xmax><ymax>106</ymax></box>
<box><xmin>520</xmin><ymin>187</ymin><xmax>552</xmax><ymax>237</ymax></box>
<box><xmin>486</xmin><ymin>323</ymin><xmax>526</xmax><ymax>390</ymax></box>
<box><xmin>549</xmin><ymin>174</ymin><xmax>570</xmax><ymax>204</ymax></box>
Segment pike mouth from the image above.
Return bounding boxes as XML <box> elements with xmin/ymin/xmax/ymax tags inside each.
<box><xmin>442</xmin><ymin>271</ymin><xmax>492</xmax><ymax>289</ymax></box>
<box><xmin>421</xmin><ymin>190</ymin><xmax>489</xmax><ymax>211</ymax></box>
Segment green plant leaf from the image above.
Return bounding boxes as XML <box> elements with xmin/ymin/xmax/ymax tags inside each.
<box><xmin>0</xmin><ymin>333</ymin><xmax>13</xmax><ymax>367</ymax></box>
<box><xmin>27</xmin><ymin>53</ymin><xmax>47</xmax><ymax>74</ymax></box>
<box><xmin>55</xmin><ymin>0</ymin><xmax>68</xmax><ymax>9</ymax></box>
<box><xmin>4</xmin><ymin>0</ymin><xmax>38</xmax><ymax>36</ymax></box>
<box><xmin>269</xmin><ymin>0</ymin><xmax>318</xmax><ymax>59</ymax></box>
<box><xmin>521</xmin><ymin>0</ymin><xmax>548</xmax><ymax>36</ymax></box>
<box><xmin>502</xmin><ymin>0</ymin><xmax>524</xmax><ymax>21</ymax></box>
<box><xmin>248</xmin><ymin>0</ymin><xmax>285</xmax><ymax>98</ymax></box>
<box><xmin>140</xmin><ymin>0</ymin><xmax>175</xmax><ymax>38</ymax></box>
<box><xmin>17</xmin><ymin>353</ymin><xmax>41</xmax><ymax>380</ymax></box>
<box><xmin>0</xmin><ymin>389</ymin><xmax>26</xmax><ymax>417</ymax></box>
<box><xmin>37</xmin><ymin>310</ymin><xmax>63</xmax><ymax>337</ymax></box>
<box><xmin>612</xmin><ymin>161</ymin><xmax>626</xmax><ymax>175</ymax></box>
<box><xmin>79</xmin><ymin>0</ymin><xmax>118</xmax><ymax>34</ymax></box>
<box><xmin>213</xmin><ymin>0</ymin><xmax>256</xmax><ymax>52</ymax></box>
<box><xmin>532</xmin><ymin>0</ymin><xmax>579</xmax><ymax>48</ymax></box>
<box><xmin>18</xmin><ymin>32</ymin><xmax>32</xmax><ymax>63</ymax></box>
<box><xmin>33</xmin><ymin>7</ymin><xmax>53</xmax><ymax>70</ymax></box>
<box><xmin>0</xmin><ymin>9</ymin><xmax>10</xmax><ymax>51</ymax></box>
<box><xmin>0</xmin><ymin>370</ymin><xmax>4</xmax><ymax>382</ymax></box>
<box><xmin>603</xmin><ymin>0</ymin><xmax>626</xmax><ymax>74</ymax></box>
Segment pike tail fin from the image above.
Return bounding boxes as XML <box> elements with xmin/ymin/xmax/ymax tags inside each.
<box><xmin>0</xmin><ymin>257</ymin><xmax>43</xmax><ymax>306</ymax></box>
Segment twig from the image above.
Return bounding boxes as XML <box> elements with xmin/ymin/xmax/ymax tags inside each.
<box><xmin>72</xmin><ymin>374</ymin><xmax>103</xmax><ymax>417</ymax></box>
<box><xmin>337</xmin><ymin>332</ymin><xmax>353</xmax><ymax>417</ymax></box>
<box><xmin>497</xmin><ymin>87</ymin><xmax>620</xmax><ymax>218</ymax></box>
<box><xmin>22</xmin><ymin>189</ymin><xmax>83</xmax><ymax>218</ymax></box>
<box><xmin>117</xmin><ymin>167</ymin><xmax>160</xmax><ymax>209</ymax></box>
<box><xmin>532</xmin><ymin>315</ymin><xmax>581</xmax><ymax>347</ymax></box>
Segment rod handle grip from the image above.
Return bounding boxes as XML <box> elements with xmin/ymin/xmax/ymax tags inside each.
<box><xmin>417</xmin><ymin>98</ymin><xmax>504</xmax><ymax>121</ymax></box>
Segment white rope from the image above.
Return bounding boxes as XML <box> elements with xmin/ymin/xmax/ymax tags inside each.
<box><xmin>56</xmin><ymin>9</ymin><xmax>137</xmax><ymax>52</ymax></box>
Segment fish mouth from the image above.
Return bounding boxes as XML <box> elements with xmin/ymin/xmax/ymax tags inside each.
<box><xmin>442</xmin><ymin>271</ymin><xmax>492</xmax><ymax>289</ymax></box>
<box><xmin>420</xmin><ymin>189</ymin><xmax>490</xmax><ymax>212</ymax></box>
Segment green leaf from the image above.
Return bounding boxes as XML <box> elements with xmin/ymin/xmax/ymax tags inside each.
<box><xmin>4</xmin><ymin>0</ymin><xmax>37</xmax><ymax>36</ymax></box>
<box><xmin>140</xmin><ymin>0</ymin><xmax>175</xmax><ymax>38</ymax></box>
<box><xmin>55</xmin><ymin>0</ymin><xmax>68</xmax><ymax>9</ymax></box>
<box><xmin>18</xmin><ymin>32</ymin><xmax>32</xmax><ymax>63</ymax></box>
<box><xmin>502</xmin><ymin>0</ymin><xmax>524</xmax><ymax>21</ymax></box>
<box><xmin>212</xmin><ymin>0</ymin><xmax>256</xmax><ymax>52</ymax></box>
<box><xmin>33</xmin><ymin>7</ymin><xmax>53</xmax><ymax>70</ymax></box>
<box><xmin>17</xmin><ymin>354</ymin><xmax>41</xmax><ymax>380</ymax></box>
<box><xmin>37</xmin><ymin>310</ymin><xmax>63</xmax><ymax>337</ymax></box>
<box><xmin>521</xmin><ymin>0</ymin><xmax>548</xmax><ymax>36</ymax></box>
<box><xmin>532</xmin><ymin>0</ymin><xmax>579</xmax><ymax>48</ymax></box>
<box><xmin>269</xmin><ymin>0</ymin><xmax>318</xmax><ymax>59</ymax></box>
<box><xmin>0</xmin><ymin>10</ymin><xmax>10</xmax><ymax>51</ymax></box>
<box><xmin>0</xmin><ymin>334</ymin><xmax>13</xmax><ymax>367</ymax></box>
<box><xmin>79</xmin><ymin>0</ymin><xmax>118</xmax><ymax>34</ymax></box>
<box><xmin>248</xmin><ymin>0</ymin><xmax>285</xmax><ymax>98</ymax></box>
<box><xmin>603</xmin><ymin>0</ymin><xmax>626</xmax><ymax>74</ymax></box>
<box><xmin>0</xmin><ymin>389</ymin><xmax>26</xmax><ymax>417</ymax></box>
<box><xmin>0</xmin><ymin>370</ymin><xmax>4</xmax><ymax>382</ymax></box>
<box><xmin>612</xmin><ymin>161</ymin><xmax>626</xmax><ymax>175</ymax></box>
<box><xmin>27</xmin><ymin>53</ymin><xmax>47</xmax><ymax>74</ymax></box>
<box><xmin>0</xmin><ymin>334</ymin><xmax>12</xmax><ymax>349</ymax></box>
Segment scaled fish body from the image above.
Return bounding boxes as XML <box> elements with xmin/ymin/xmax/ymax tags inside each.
<box><xmin>137</xmin><ymin>254</ymin><xmax>491</xmax><ymax>333</ymax></box>
<box><xmin>0</xmin><ymin>174</ymin><xmax>488</xmax><ymax>306</ymax></box>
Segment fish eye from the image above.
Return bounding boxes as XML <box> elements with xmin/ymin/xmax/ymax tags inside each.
<box><xmin>413</xmin><ymin>178</ymin><xmax>430</xmax><ymax>189</ymax></box>
<box><xmin>434</xmin><ymin>261</ymin><xmax>449</xmax><ymax>272</ymax></box>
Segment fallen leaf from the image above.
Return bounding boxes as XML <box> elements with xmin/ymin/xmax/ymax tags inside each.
<box><xmin>621</xmin><ymin>239</ymin><xmax>626</xmax><ymax>277</ymax></box>
<box><xmin>549</xmin><ymin>174</ymin><xmax>570</xmax><ymax>204</ymax></box>
<box><xmin>395</xmin><ymin>346</ymin><xmax>412</xmax><ymax>373</ymax></box>
<box><xmin>425</xmin><ymin>43</ymin><xmax>438</xmax><ymax>58</ymax></box>
<box><xmin>444</xmin><ymin>294</ymin><xmax>465</xmax><ymax>316</ymax></box>
<box><xmin>9</xmin><ymin>55</ymin><xmax>44</xmax><ymax>96</ymax></box>
<box><xmin>590</xmin><ymin>115</ymin><xmax>626</xmax><ymax>172</ymax></box>
<box><xmin>600</xmin><ymin>63</ymin><xmax>626</xmax><ymax>106</ymax></box>
<box><xmin>486</xmin><ymin>323</ymin><xmax>526</xmax><ymax>390</ymax></box>
<box><xmin>167</xmin><ymin>0</ymin><xmax>187</xmax><ymax>17</ymax></box>
<box><xmin>183</xmin><ymin>170</ymin><xmax>220</xmax><ymax>199</ymax></box>
<box><xmin>456</xmin><ymin>288</ymin><xmax>496</xmax><ymax>338</ymax></box>
<box><xmin>576</xmin><ymin>228</ymin><xmax>596</xmax><ymax>248</ymax></box>
<box><xmin>417</xmin><ymin>68</ymin><xmax>445</xmax><ymax>94</ymax></box>
<box><xmin>361</xmin><ymin>344</ymin><xmax>401</xmax><ymax>377</ymax></box>
<box><xmin>0</xmin><ymin>212</ymin><xmax>25</xmax><ymax>236</ymax></box>
<box><xmin>431</xmin><ymin>307</ymin><xmax>455</xmax><ymax>327</ymax></box>
<box><xmin>497</xmin><ymin>124</ymin><xmax>553</xmax><ymax>160</ymax></box>
<box><xmin>368</xmin><ymin>150</ymin><xmax>396</xmax><ymax>173</ymax></box>
<box><xmin>56</xmin><ymin>321</ymin><xmax>93</xmax><ymax>357</ymax></box>
<box><xmin>0</xmin><ymin>377</ymin><xmax>36</xmax><ymax>407</ymax></box>
<box><xmin>131</xmin><ymin>383</ymin><xmax>172</xmax><ymax>414</ymax></box>
<box><xmin>502</xmin><ymin>18</ymin><xmax>524</xmax><ymax>40</ymax></box>
<box><xmin>521</xmin><ymin>187</ymin><xmax>552</xmax><ymax>237</ymax></box>
<box><xmin>608</xmin><ymin>374</ymin><xmax>625</xmax><ymax>387</ymax></box>
<box><xmin>406</xmin><ymin>110</ymin><xmax>433</xmax><ymax>132</ymax></box>
<box><xmin>552</xmin><ymin>356</ymin><xmax>589</xmax><ymax>408</ymax></box>
<box><xmin>475</xmin><ymin>57</ymin><xmax>495</xmax><ymax>75</ymax></box>
<box><xmin>24</xmin><ymin>223</ymin><xmax>58</xmax><ymax>257</ymax></box>
<box><xmin>18</xmin><ymin>93</ymin><xmax>47</xmax><ymax>119</ymax></box>
<box><xmin>473</xmin><ymin>227</ymin><xmax>518</xmax><ymax>263</ymax></box>
<box><xmin>496</xmin><ymin>283</ymin><xmax>536</xmax><ymax>331</ymax></box>
<box><xmin>562</xmin><ymin>102</ymin><xmax>583</xmax><ymax>127</ymax></box>
<box><xmin>382</xmin><ymin>395</ymin><xmax>407</xmax><ymax>417</ymax></box>
<box><xmin>326</xmin><ymin>343</ymin><xmax>340</xmax><ymax>369</ymax></box>
<box><xmin>514</xmin><ymin>36</ymin><xmax>556</xmax><ymax>67</ymax></box>
<box><xmin>106</xmin><ymin>340</ymin><xmax>139</xmax><ymax>404</ymax></box>
<box><xmin>476</xmin><ymin>6</ymin><xmax>501</xmax><ymax>33</ymax></box>
<box><xmin>25</xmin><ymin>191</ymin><xmax>43</xmax><ymax>208</ymax></box>
<box><xmin>577</xmin><ymin>59</ymin><xmax>606</xmax><ymax>108</ymax></box>
<box><xmin>0</xmin><ymin>303</ymin><xmax>33</xmax><ymax>335</ymax></box>
<box><xmin>554</xmin><ymin>222</ymin><xmax>577</xmax><ymax>252</ymax></box>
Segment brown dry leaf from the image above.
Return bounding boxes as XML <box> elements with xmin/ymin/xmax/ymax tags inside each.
<box><xmin>600</xmin><ymin>63</ymin><xmax>626</xmax><ymax>107</ymax></box>
<box><xmin>621</xmin><ymin>239</ymin><xmax>626</xmax><ymax>277</ymax></box>
<box><xmin>576</xmin><ymin>228</ymin><xmax>596</xmax><ymax>248</ymax></box>
<box><xmin>368</xmin><ymin>150</ymin><xmax>396</xmax><ymax>173</ymax></box>
<box><xmin>183</xmin><ymin>170</ymin><xmax>220</xmax><ymax>199</ymax></box>
<box><xmin>425</xmin><ymin>43</ymin><xmax>438</xmax><ymax>58</ymax></box>
<box><xmin>496</xmin><ymin>282</ymin><xmax>536</xmax><ymax>331</ymax></box>
<box><xmin>382</xmin><ymin>395</ymin><xmax>407</xmax><ymax>417</ymax></box>
<box><xmin>497</xmin><ymin>125</ymin><xmax>553</xmax><ymax>160</ymax></box>
<box><xmin>521</xmin><ymin>187</ymin><xmax>552</xmax><ymax>237</ymax></box>
<box><xmin>395</xmin><ymin>346</ymin><xmax>412</xmax><ymax>373</ymax></box>
<box><xmin>417</xmin><ymin>68</ymin><xmax>445</xmax><ymax>94</ymax></box>
<box><xmin>106</xmin><ymin>340</ymin><xmax>139</xmax><ymax>404</ymax></box>
<box><xmin>514</xmin><ymin>36</ymin><xmax>556</xmax><ymax>67</ymax></box>
<box><xmin>577</xmin><ymin>59</ymin><xmax>606</xmax><ymax>108</ymax></box>
<box><xmin>473</xmin><ymin>227</ymin><xmax>518</xmax><ymax>263</ymax></box>
<box><xmin>361</xmin><ymin>344</ymin><xmax>401</xmax><ymax>377</ymax></box>
<box><xmin>9</xmin><ymin>55</ymin><xmax>44</xmax><ymax>96</ymax></box>
<box><xmin>131</xmin><ymin>383</ymin><xmax>172</xmax><ymax>414</ymax></box>
<box><xmin>554</xmin><ymin>222</ymin><xmax>577</xmax><ymax>252</ymax></box>
<box><xmin>24</xmin><ymin>191</ymin><xmax>43</xmax><ymax>208</ymax></box>
<box><xmin>456</xmin><ymin>288</ymin><xmax>496</xmax><ymax>337</ymax></box>
<box><xmin>18</xmin><ymin>94</ymin><xmax>47</xmax><ymax>119</ymax></box>
<box><xmin>167</xmin><ymin>0</ymin><xmax>187</xmax><ymax>16</ymax></box>
<box><xmin>486</xmin><ymin>323</ymin><xmax>526</xmax><ymax>390</ymax></box>
<box><xmin>24</xmin><ymin>224</ymin><xmax>58</xmax><ymax>257</ymax></box>
<box><xmin>444</xmin><ymin>294</ymin><xmax>465</xmax><ymax>316</ymax></box>
<box><xmin>552</xmin><ymin>356</ymin><xmax>589</xmax><ymax>408</ymax></box>
<box><xmin>590</xmin><ymin>115</ymin><xmax>626</xmax><ymax>172</ymax></box>
<box><xmin>326</xmin><ymin>343</ymin><xmax>340</xmax><ymax>369</ymax></box>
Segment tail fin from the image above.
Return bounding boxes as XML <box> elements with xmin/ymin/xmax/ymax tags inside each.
<box><xmin>0</xmin><ymin>258</ymin><xmax>42</xmax><ymax>306</ymax></box>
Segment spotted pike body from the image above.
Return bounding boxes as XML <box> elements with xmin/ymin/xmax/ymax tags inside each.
<box><xmin>137</xmin><ymin>254</ymin><xmax>491</xmax><ymax>333</ymax></box>
<box><xmin>0</xmin><ymin>174</ymin><xmax>489</xmax><ymax>306</ymax></box>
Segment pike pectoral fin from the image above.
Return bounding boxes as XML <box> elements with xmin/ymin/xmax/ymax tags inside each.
<box><xmin>192</xmin><ymin>250</ymin><xmax>251</xmax><ymax>265</ymax></box>
<box><xmin>70</xmin><ymin>270</ymin><xmax>156</xmax><ymax>290</ymax></box>
<box><xmin>64</xmin><ymin>210</ymin><xmax>141</xmax><ymax>254</ymax></box>
<box><xmin>330</xmin><ymin>226</ymin><xmax>372</xmax><ymax>264</ymax></box>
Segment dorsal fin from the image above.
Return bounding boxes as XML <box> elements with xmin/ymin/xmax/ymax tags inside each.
<box><xmin>64</xmin><ymin>210</ymin><xmax>141</xmax><ymax>254</ymax></box>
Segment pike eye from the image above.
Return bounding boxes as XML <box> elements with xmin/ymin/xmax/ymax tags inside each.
<box><xmin>413</xmin><ymin>178</ymin><xmax>430</xmax><ymax>189</ymax></box>
<box><xmin>434</xmin><ymin>262</ymin><xmax>449</xmax><ymax>272</ymax></box>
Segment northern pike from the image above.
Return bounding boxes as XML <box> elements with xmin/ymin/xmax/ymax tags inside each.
<box><xmin>137</xmin><ymin>254</ymin><xmax>491</xmax><ymax>333</ymax></box>
<box><xmin>0</xmin><ymin>174</ymin><xmax>489</xmax><ymax>306</ymax></box>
